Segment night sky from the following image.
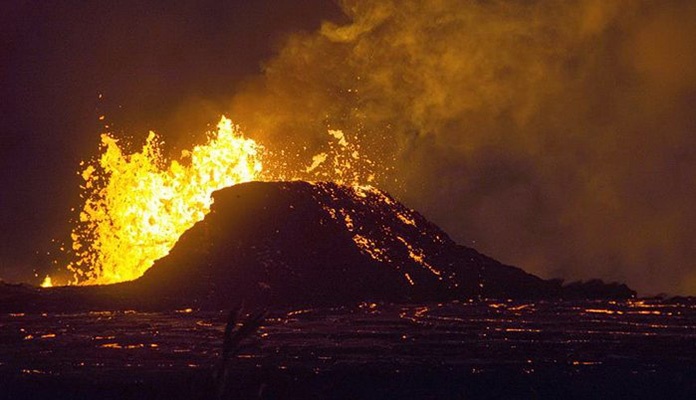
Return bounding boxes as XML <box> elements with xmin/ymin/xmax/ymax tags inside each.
<box><xmin>2</xmin><ymin>0</ymin><xmax>696</xmax><ymax>295</ymax></box>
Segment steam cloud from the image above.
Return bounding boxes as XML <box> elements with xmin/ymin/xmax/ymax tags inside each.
<box><xmin>224</xmin><ymin>0</ymin><xmax>696</xmax><ymax>294</ymax></box>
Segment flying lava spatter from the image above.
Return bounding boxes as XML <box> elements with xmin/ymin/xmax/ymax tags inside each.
<box><xmin>59</xmin><ymin>116</ymin><xmax>380</xmax><ymax>286</ymax></box>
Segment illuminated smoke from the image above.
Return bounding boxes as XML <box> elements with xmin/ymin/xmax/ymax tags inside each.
<box><xmin>223</xmin><ymin>0</ymin><xmax>696</xmax><ymax>295</ymax></box>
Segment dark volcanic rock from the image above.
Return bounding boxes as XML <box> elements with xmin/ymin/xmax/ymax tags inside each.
<box><xmin>132</xmin><ymin>181</ymin><xmax>634</xmax><ymax>308</ymax></box>
<box><xmin>0</xmin><ymin>181</ymin><xmax>635</xmax><ymax>311</ymax></box>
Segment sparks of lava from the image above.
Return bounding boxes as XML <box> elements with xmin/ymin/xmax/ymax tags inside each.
<box><xmin>67</xmin><ymin>117</ymin><xmax>263</xmax><ymax>285</ymax></box>
<box><xmin>60</xmin><ymin>116</ymin><xmax>379</xmax><ymax>286</ymax></box>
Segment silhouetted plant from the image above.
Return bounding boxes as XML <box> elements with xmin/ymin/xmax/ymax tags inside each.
<box><xmin>214</xmin><ymin>307</ymin><xmax>266</xmax><ymax>400</ymax></box>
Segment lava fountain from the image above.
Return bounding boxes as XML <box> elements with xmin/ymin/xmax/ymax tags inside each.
<box><xmin>62</xmin><ymin>116</ymin><xmax>373</xmax><ymax>286</ymax></box>
<box><xmin>66</xmin><ymin>117</ymin><xmax>263</xmax><ymax>285</ymax></box>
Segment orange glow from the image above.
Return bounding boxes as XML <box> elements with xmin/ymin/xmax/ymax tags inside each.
<box><xmin>66</xmin><ymin>116</ymin><xmax>380</xmax><ymax>285</ymax></box>
<box><xmin>69</xmin><ymin>117</ymin><xmax>263</xmax><ymax>284</ymax></box>
<box><xmin>40</xmin><ymin>275</ymin><xmax>53</xmax><ymax>288</ymax></box>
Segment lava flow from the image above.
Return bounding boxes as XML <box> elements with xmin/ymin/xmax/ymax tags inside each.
<box><xmin>61</xmin><ymin>116</ymin><xmax>374</xmax><ymax>286</ymax></box>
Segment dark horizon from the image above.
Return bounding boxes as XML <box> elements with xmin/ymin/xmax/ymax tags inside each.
<box><xmin>2</xmin><ymin>1</ymin><xmax>696</xmax><ymax>295</ymax></box>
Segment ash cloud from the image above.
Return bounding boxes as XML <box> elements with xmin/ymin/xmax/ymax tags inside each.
<box><xmin>225</xmin><ymin>0</ymin><xmax>696</xmax><ymax>294</ymax></box>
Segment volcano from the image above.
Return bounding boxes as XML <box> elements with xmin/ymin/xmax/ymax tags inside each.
<box><xmin>1</xmin><ymin>181</ymin><xmax>633</xmax><ymax>311</ymax></box>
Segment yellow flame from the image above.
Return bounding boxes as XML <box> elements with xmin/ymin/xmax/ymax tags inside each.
<box><xmin>40</xmin><ymin>275</ymin><xmax>53</xmax><ymax>288</ymax></box>
<box><xmin>69</xmin><ymin>117</ymin><xmax>263</xmax><ymax>284</ymax></box>
<box><xmin>67</xmin><ymin>115</ymin><xmax>376</xmax><ymax>285</ymax></box>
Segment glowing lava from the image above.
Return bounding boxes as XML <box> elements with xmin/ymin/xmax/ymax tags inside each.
<box><xmin>63</xmin><ymin>116</ymin><xmax>375</xmax><ymax>286</ymax></box>
<box><xmin>40</xmin><ymin>276</ymin><xmax>53</xmax><ymax>288</ymax></box>
<box><xmin>68</xmin><ymin>117</ymin><xmax>263</xmax><ymax>285</ymax></box>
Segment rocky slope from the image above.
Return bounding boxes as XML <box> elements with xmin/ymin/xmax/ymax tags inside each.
<box><xmin>1</xmin><ymin>181</ymin><xmax>634</xmax><ymax>311</ymax></box>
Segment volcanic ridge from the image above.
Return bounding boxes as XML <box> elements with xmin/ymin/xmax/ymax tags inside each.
<box><xmin>1</xmin><ymin>181</ymin><xmax>634</xmax><ymax>311</ymax></box>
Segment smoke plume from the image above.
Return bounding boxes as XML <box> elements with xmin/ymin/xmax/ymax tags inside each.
<box><xmin>225</xmin><ymin>0</ymin><xmax>696</xmax><ymax>294</ymax></box>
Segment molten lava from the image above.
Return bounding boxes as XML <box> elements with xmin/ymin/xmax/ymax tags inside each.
<box><xmin>68</xmin><ymin>117</ymin><xmax>263</xmax><ymax>285</ymax></box>
<box><xmin>40</xmin><ymin>276</ymin><xmax>52</xmax><ymax>288</ymax></box>
<box><xmin>63</xmin><ymin>116</ymin><xmax>374</xmax><ymax>285</ymax></box>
